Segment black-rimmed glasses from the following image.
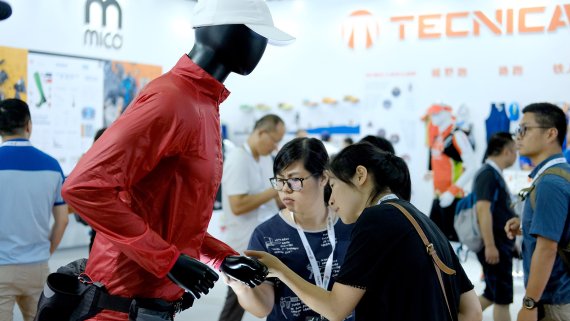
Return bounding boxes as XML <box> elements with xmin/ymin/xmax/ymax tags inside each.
<box><xmin>515</xmin><ymin>124</ymin><xmax>551</xmax><ymax>137</ymax></box>
<box><xmin>269</xmin><ymin>173</ymin><xmax>318</xmax><ymax>191</ymax></box>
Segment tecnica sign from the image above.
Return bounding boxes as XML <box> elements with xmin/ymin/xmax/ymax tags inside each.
<box><xmin>84</xmin><ymin>0</ymin><xmax>123</xmax><ymax>50</ymax></box>
<box><xmin>343</xmin><ymin>3</ymin><xmax>570</xmax><ymax>49</ymax></box>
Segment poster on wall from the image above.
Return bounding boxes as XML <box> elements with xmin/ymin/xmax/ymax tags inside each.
<box><xmin>103</xmin><ymin>61</ymin><xmax>163</xmax><ymax>126</ymax></box>
<box><xmin>0</xmin><ymin>46</ymin><xmax>28</xmax><ymax>101</ymax></box>
<box><xmin>27</xmin><ymin>52</ymin><xmax>105</xmax><ymax>175</ymax></box>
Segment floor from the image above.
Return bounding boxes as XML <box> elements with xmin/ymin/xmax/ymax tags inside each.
<box><xmin>13</xmin><ymin>244</ymin><xmax>526</xmax><ymax>321</ymax></box>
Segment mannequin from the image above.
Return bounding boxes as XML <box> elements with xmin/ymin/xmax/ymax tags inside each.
<box><xmin>168</xmin><ymin>24</ymin><xmax>271</xmax><ymax>297</ymax></box>
<box><xmin>42</xmin><ymin>0</ymin><xmax>295</xmax><ymax>320</ymax></box>
<box><xmin>188</xmin><ymin>25</ymin><xmax>268</xmax><ymax>82</ymax></box>
<box><xmin>425</xmin><ymin>104</ymin><xmax>477</xmax><ymax>241</ymax></box>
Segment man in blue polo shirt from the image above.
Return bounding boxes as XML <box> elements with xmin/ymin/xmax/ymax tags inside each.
<box><xmin>0</xmin><ymin>98</ymin><xmax>69</xmax><ymax>321</ymax></box>
<box><xmin>505</xmin><ymin>102</ymin><xmax>570</xmax><ymax>321</ymax></box>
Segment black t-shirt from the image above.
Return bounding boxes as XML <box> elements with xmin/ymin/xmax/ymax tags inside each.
<box><xmin>335</xmin><ymin>199</ymin><xmax>474</xmax><ymax>321</ymax></box>
<box><xmin>472</xmin><ymin>164</ymin><xmax>515</xmax><ymax>251</ymax></box>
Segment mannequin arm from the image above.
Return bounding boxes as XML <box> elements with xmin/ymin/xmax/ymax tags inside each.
<box><xmin>62</xmin><ymin>93</ymin><xmax>181</xmax><ymax>278</ymax></box>
<box><xmin>200</xmin><ymin>232</ymin><xmax>239</xmax><ymax>270</ymax></box>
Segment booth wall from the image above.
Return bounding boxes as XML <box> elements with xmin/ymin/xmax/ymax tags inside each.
<box><xmin>1</xmin><ymin>0</ymin><xmax>569</xmax><ymax>246</ymax></box>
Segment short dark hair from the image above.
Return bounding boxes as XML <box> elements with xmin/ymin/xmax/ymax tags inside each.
<box><xmin>522</xmin><ymin>102</ymin><xmax>567</xmax><ymax>147</ymax></box>
<box><xmin>329</xmin><ymin>143</ymin><xmax>411</xmax><ymax>202</ymax></box>
<box><xmin>484</xmin><ymin>132</ymin><xmax>514</xmax><ymax>162</ymax></box>
<box><xmin>273</xmin><ymin>137</ymin><xmax>331</xmax><ymax>204</ymax></box>
<box><xmin>343</xmin><ymin>137</ymin><xmax>354</xmax><ymax>145</ymax></box>
<box><xmin>359</xmin><ymin>135</ymin><xmax>395</xmax><ymax>154</ymax></box>
<box><xmin>0</xmin><ymin>99</ymin><xmax>31</xmax><ymax>136</ymax></box>
<box><xmin>253</xmin><ymin>114</ymin><xmax>284</xmax><ymax>132</ymax></box>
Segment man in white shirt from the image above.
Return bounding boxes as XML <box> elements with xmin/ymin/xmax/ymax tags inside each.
<box><xmin>218</xmin><ymin>114</ymin><xmax>285</xmax><ymax>321</ymax></box>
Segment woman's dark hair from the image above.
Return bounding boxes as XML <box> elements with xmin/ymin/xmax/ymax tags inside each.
<box><xmin>359</xmin><ymin>135</ymin><xmax>395</xmax><ymax>154</ymax></box>
<box><xmin>273</xmin><ymin>137</ymin><xmax>331</xmax><ymax>204</ymax></box>
<box><xmin>329</xmin><ymin>142</ymin><xmax>411</xmax><ymax>202</ymax></box>
<box><xmin>0</xmin><ymin>99</ymin><xmax>31</xmax><ymax>136</ymax></box>
<box><xmin>483</xmin><ymin>132</ymin><xmax>514</xmax><ymax>162</ymax></box>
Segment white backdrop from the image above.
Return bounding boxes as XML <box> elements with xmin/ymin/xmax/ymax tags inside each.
<box><xmin>1</xmin><ymin>0</ymin><xmax>569</xmax><ymax>218</ymax></box>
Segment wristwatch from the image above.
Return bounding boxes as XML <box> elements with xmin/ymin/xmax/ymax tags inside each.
<box><xmin>522</xmin><ymin>296</ymin><xmax>538</xmax><ymax>310</ymax></box>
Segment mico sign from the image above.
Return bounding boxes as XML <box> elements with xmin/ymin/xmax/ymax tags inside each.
<box><xmin>84</xmin><ymin>0</ymin><xmax>123</xmax><ymax>50</ymax></box>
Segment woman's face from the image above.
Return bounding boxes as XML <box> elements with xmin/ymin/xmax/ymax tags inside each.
<box><xmin>328</xmin><ymin>172</ymin><xmax>364</xmax><ymax>224</ymax></box>
<box><xmin>275</xmin><ymin>160</ymin><xmax>325</xmax><ymax>214</ymax></box>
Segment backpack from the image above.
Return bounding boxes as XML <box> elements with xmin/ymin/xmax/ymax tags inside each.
<box><xmin>520</xmin><ymin>167</ymin><xmax>570</xmax><ymax>273</ymax></box>
<box><xmin>454</xmin><ymin>166</ymin><xmax>503</xmax><ymax>252</ymax></box>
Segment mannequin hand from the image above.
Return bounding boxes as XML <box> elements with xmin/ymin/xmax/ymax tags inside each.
<box><xmin>439</xmin><ymin>192</ymin><xmax>455</xmax><ymax>208</ymax></box>
<box><xmin>220</xmin><ymin>255</ymin><xmax>268</xmax><ymax>288</ymax></box>
<box><xmin>167</xmin><ymin>254</ymin><xmax>219</xmax><ymax>299</ymax></box>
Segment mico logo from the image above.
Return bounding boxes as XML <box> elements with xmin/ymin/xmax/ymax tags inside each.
<box><xmin>84</xmin><ymin>0</ymin><xmax>123</xmax><ymax>50</ymax></box>
<box><xmin>341</xmin><ymin>10</ymin><xmax>380</xmax><ymax>50</ymax></box>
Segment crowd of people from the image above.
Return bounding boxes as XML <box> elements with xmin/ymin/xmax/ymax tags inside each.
<box><xmin>1</xmin><ymin>0</ymin><xmax>569</xmax><ymax>320</ymax></box>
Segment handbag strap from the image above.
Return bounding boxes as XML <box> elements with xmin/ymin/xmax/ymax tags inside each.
<box><xmin>386</xmin><ymin>202</ymin><xmax>456</xmax><ymax>320</ymax></box>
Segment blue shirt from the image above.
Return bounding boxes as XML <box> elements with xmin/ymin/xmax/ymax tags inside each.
<box><xmin>522</xmin><ymin>153</ymin><xmax>570</xmax><ymax>304</ymax></box>
<box><xmin>249</xmin><ymin>211</ymin><xmax>354</xmax><ymax>321</ymax></box>
<box><xmin>0</xmin><ymin>139</ymin><xmax>65</xmax><ymax>265</ymax></box>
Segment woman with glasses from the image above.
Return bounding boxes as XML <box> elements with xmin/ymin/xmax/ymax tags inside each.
<box><xmin>246</xmin><ymin>143</ymin><xmax>482</xmax><ymax>321</ymax></box>
<box><xmin>225</xmin><ymin>137</ymin><xmax>354</xmax><ymax>321</ymax></box>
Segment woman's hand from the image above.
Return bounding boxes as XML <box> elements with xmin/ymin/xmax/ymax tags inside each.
<box><xmin>244</xmin><ymin>250</ymin><xmax>284</xmax><ymax>278</ymax></box>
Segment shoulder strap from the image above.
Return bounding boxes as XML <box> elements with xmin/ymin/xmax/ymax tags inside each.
<box><xmin>530</xmin><ymin>167</ymin><xmax>570</xmax><ymax>210</ymax></box>
<box><xmin>386</xmin><ymin>202</ymin><xmax>456</xmax><ymax>321</ymax></box>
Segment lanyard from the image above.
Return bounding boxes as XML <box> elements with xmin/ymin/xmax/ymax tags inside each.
<box><xmin>290</xmin><ymin>210</ymin><xmax>336</xmax><ymax>289</ymax></box>
<box><xmin>531</xmin><ymin>157</ymin><xmax>567</xmax><ymax>184</ymax></box>
<box><xmin>376</xmin><ymin>193</ymin><xmax>399</xmax><ymax>205</ymax></box>
<box><xmin>1</xmin><ymin>140</ymin><xmax>32</xmax><ymax>147</ymax></box>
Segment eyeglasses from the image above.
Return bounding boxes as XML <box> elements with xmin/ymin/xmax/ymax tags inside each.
<box><xmin>514</xmin><ymin>124</ymin><xmax>551</xmax><ymax>138</ymax></box>
<box><xmin>269</xmin><ymin>174</ymin><xmax>318</xmax><ymax>191</ymax></box>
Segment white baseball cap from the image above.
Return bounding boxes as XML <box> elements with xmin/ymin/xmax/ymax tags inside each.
<box><xmin>191</xmin><ymin>0</ymin><xmax>295</xmax><ymax>45</ymax></box>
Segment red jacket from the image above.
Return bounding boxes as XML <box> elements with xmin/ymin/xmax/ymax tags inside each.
<box><xmin>62</xmin><ymin>55</ymin><xmax>238</xmax><ymax>319</ymax></box>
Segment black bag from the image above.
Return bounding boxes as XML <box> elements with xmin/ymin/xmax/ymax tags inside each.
<box><xmin>35</xmin><ymin>258</ymin><xmax>104</xmax><ymax>321</ymax></box>
<box><xmin>36</xmin><ymin>258</ymin><xmax>193</xmax><ymax>321</ymax></box>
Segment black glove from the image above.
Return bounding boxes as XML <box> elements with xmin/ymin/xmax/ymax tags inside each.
<box><xmin>220</xmin><ymin>255</ymin><xmax>268</xmax><ymax>288</ymax></box>
<box><xmin>167</xmin><ymin>254</ymin><xmax>219</xmax><ymax>299</ymax></box>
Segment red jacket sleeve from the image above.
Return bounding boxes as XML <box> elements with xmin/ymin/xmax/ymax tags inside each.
<box><xmin>62</xmin><ymin>92</ymin><xmax>182</xmax><ymax>278</ymax></box>
<box><xmin>199</xmin><ymin>232</ymin><xmax>239</xmax><ymax>270</ymax></box>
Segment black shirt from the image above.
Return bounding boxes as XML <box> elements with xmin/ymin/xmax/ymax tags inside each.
<box><xmin>335</xmin><ymin>199</ymin><xmax>474</xmax><ymax>321</ymax></box>
<box><xmin>472</xmin><ymin>164</ymin><xmax>515</xmax><ymax>251</ymax></box>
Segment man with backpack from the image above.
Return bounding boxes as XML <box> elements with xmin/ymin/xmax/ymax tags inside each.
<box><xmin>474</xmin><ymin>132</ymin><xmax>517</xmax><ymax>321</ymax></box>
<box><xmin>505</xmin><ymin>103</ymin><xmax>570</xmax><ymax>321</ymax></box>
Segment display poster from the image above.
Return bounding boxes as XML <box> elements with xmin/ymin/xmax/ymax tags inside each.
<box><xmin>27</xmin><ymin>52</ymin><xmax>105</xmax><ymax>175</ymax></box>
<box><xmin>0</xmin><ymin>46</ymin><xmax>28</xmax><ymax>101</ymax></box>
<box><xmin>103</xmin><ymin>61</ymin><xmax>163</xmax><ymax>126</ymax></box>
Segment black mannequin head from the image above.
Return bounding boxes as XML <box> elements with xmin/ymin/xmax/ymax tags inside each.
<box><xmin>188</xmin><ymin>24</ymin><xmax>268</xmax><ymax>83</ymax></box>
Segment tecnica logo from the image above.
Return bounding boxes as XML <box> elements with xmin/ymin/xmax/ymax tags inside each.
<box><xmin>84</xmin><ymin>0</ymin><xmax>123</xmax><ymax>50</ymax></box>
<box><xmin>342</xmin><ymin>4</ymin><xmax>570</xmax><ymax>49</ymax></box>
<box><xmin>341</xmin><ymin>10</ymin><xmax>380</xmax><ymax>50</ymax></box>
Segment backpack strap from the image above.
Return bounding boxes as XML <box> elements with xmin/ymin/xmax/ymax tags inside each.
<box><xmin>529</xmin><ymin>167</ymin><xmax>570</xmax><ymax>210</ymax></box>
<box><xmin>527</xmin><ymin>167</ymin><xmax>570</xmax><ymax>274</ymax></box>
<box><xmin>386</xmin><ymin>202</ymin><xmax>456</xmax><ymax>321</ymax></box>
